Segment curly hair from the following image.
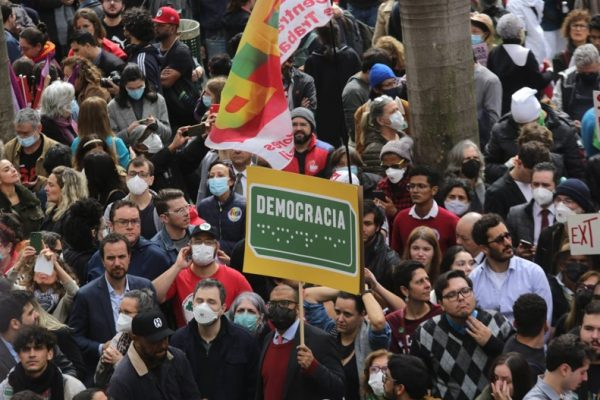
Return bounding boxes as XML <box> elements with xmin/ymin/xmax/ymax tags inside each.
<box><xmin>122</xmin><ymin>7</ymin><xmax>155</xmax><ymax>44</ymax></box>
<box><xmin>561</xmin><ymin>9</ymin><xmax>590</xmax><ymax>40</ymax></box>
<box><xmin>61</xmin><ymin>56</ymin><xmax>103</xmax><ymax>97</ymax></box>
<box><xmin>517</xmin><ymin>123</ymin><xmax>554</xmax><ymax>148</ymax></box>
<box><xmin>374</xmin><ymin>35</ymin><xmax>405</xmax><ymax>71</ymax></box>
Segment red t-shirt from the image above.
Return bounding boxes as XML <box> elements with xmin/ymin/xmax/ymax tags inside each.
<box><xmin>386</xmin><ymin>303</ymin><xmax>442</xmax><ymax>354</ymax></box>
<box><xmin>165</xmin><ymin>264</ymin><xmax>252</xmax><ymax>327</ymax></box>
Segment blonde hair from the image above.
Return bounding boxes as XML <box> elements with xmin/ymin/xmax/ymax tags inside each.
<box><xmin>47</xmin><ymin>166</ymin><xmax>88</xmax><ymax>221</ymax></box>
<box><xmin>374</xmin><ymin>36</ymin><xmax>405</xmax><ymax>71</ymax></box>
<box><xmin>362</xmin><ymin>349</ymin><xmax>392</xmax><ymax>397</ymax></box>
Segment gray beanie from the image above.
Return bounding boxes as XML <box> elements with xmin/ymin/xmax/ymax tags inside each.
<box><xmin>291</xmin><ymin>107</ymin><xmax>316</xmax><ymax>131</ymax></box>
<box><xmin>380</xmin><ymin>136</ymin><xmax>414</xmax><ymax>162</ymax></box>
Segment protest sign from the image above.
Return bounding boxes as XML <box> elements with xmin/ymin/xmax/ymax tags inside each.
<box><xmin>473</xmin><ymin>43</ymin><xmax>488</xmax><ymax>66</ymax></box>
<box><xmin>594</xmin><ymin>91</ymin><xmax>600</xmax><ymax>143</ymax></box>
<box><xmin>567</xmin><ymin>213</ymin><xmax>600</xmax><ymax>255</ymax></box>
<box><xmin>244</xmin><ymin>166</ymin><xmax>363</xmax><ymax>294</ymax></box>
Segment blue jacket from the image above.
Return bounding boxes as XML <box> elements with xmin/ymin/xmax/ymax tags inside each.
<box><xmin>68</xmin><ymin>274</ymin><xmax>154</xmax><ymax>382</ymax></box>
<box><xmin>4</xmin><ymin>31</ymin><xmax>20</xmax><ymax>63</ymax></box>
<box><xmin>170</xmin><ymin>317</ymin><xmax>259</xmax><ymax>400</ymax></box>
<box><xmin>150</xmin><ymin>225</ymin><xmax>195</xmax><ymax>264</ymax></box>
<box><xmin>86</xmin><ymin>237</ymin><xmax>171</xmax><ymax>282</ymax></box>
<box><xmin>197</xmin><ymin>193</ymin><xmax>246</xmax><ymax>255</ymax></box>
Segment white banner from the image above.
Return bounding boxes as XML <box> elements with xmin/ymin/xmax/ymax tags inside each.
<box><xmin>278</xmin><ymin>0</ymin><xmax>334</xmax><ymax>62</ymax></box>
<box><xmin>568</xmin><ymin>213</ymin><xmax>600</xmax><ymax>255</ymax></box>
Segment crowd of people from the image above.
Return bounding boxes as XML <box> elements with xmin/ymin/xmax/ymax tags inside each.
<box><xmin>0</xmin><ymin>0</ymin><xmax>599</xmax><ymax>399</ymax></box>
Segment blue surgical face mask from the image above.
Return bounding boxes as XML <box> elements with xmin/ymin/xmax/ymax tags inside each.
<box><xmin>208</xmin><ymin>176</ymin><xmax>230</xmax><ymax>196</ymax></box>
<box><xmin>471</xmin><ymin>34</ymin><xmax>484</xmax><ymax>45</ymax></box>
<box><xmin>234</xmin><ymin>312</ymin><xmax>259</xmax><ymax>332</ymax></box>
<box><xmin>127</xmin><ymin>86</ymin><xmax>145</xmax><ymax>100</ymax></box>
<box><xmin>335</xmin><ymin>165</ymin><xmax>358</xmax><ymax>175</ymax></box>
<box><xmin>70</xmin><ymin>99</ymin><xmax>79</xmax><ymax>121</ymax></box>
<box><xmin>202</xmin><ymin>95</ymin><xmax>212</xmax><ymax>108</ymax></box>
<box><xmin>17</xmin><ymin>134</ymin><xmax>37</xmax><ymax>148</ymax></box>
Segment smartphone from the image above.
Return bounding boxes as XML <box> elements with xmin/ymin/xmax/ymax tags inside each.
<box><xmin>30</xmin><ymin>232</ymin><xmax>43</xmax><ymax>254</ymax></box>
<box><xmin>519</xmin><ymin>239</ymin><xmax>533</xmax><ymax>248</ymax></box>
<box><xmin>138</xmin><ymin>118</ymin><xmax>150</xmax><ymax>125</ymax></box>
<box><xmin>183</xmin><ymin>123</ymin><xmax>206</xmax><ymax>137</ymax></box>
<box><xmin>209</xmin><ymin>104</ymin><xmax>220</xmax><ymax>114</ymax></box>
<box><xmin>372</xmin><ymin>190</ymin><xmax>386</xmax><ymax>201</ymax></box>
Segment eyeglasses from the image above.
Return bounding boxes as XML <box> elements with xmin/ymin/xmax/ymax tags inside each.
<box><xmin>441</xmin><ymin>287</ymin><xmax>473</xmax><ymax>302</ymax></box>
<box><xmin>268</xmin><ymin>300</ymin><xmax>297</xmax><ymax>309</ymax></box>
<box><xmin>369</xmin><ymin>365</ymin><xmax>388</xmax><ymax>374</ymax></box>
<box><xmin>382</xmin><ymin>373</ymin><xmax>395</xmax><ymax>384</ymax></box>
<box><xmin>114</xmin><ymin>218</ymin><xmax>141</xmax><ymax>227</ymax></box>
<box><xmin>571</xmin><ymin>24</ymin><xmax>588</xmax><ymax>30</ymax></box>
<box><xmin>591</xmin><ymin>34</ymin><xmax>600</xmax><ymax>41</ymax></box>
<box><xmin>487</xmin><ymin>232</ymin><xmax>512</xmax><ymax>245</ymax></box>
<box><xmin>128</xmin><ymin>171</ymin><xmax>151</xmax><ymax>178</ymax></box>
<box><xmin>381</xmin><ymin>160</ymin><xmax>406</xmax><ymax>170</ymax></box>
<box><xmin>406</xmin><ymin>183</ymin><xmax>430</xmax><ymax>191</ymax></box>
<box><xmin>167</xmin><ymin>206</ymin><xmax>189</xmax><ymax>216</ymax></box>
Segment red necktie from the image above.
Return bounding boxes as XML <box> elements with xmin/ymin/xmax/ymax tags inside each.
<box><xmin>541</xmin><ymin>209</ymin><xmax>550</xmax><ymax>230</ymax></box>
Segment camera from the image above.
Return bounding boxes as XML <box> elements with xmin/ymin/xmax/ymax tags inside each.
<box><xmin>100</xmin><ymin>71</ymin><xmax>121</xmax><ymax>88</ymax></box>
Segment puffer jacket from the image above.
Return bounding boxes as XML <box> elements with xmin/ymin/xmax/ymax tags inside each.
<box><xmin>484</xmin><ymin>103</ymin><xmax>584</xmax><ymax>183</ymax></box>
<box><xmin>197</xmin><ymin>192</ymin><xmax>246</xmax><ymax>256</ymax></box>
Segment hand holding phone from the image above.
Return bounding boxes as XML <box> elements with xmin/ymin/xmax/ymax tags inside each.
<box><xmin>30</xmin><ymin>232</ymin><xmax>43</xmax><ymax>254</ymax></box>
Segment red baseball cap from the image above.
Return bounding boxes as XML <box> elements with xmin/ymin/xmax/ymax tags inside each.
<box><xmin>153</xmin><ymin>6</ymin><xmax>180</xmax><ymax>25</ymax></box>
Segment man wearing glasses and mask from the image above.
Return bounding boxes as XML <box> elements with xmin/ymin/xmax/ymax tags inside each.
<box><xmin>410</xmin><ymin>270</ymin><xmax>513</xmax><ymax>400</ymax></box>
<box><xmin>470</xmin><ymin>213</ymin><xmax>553</xmax><ymax>324</ymax></box>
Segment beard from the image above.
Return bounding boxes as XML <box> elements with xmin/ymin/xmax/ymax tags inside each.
<box><xmin>293</xmin><ymin>132</ymin><xmax>311</xmax><ymax>145</ymax></box>
<box><xmin>104</xmin><ymin>9</ymin><xmax>122</xmax><ymax>18</ymax></box>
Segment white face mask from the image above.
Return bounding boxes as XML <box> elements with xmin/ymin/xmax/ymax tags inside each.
<box><xmin>444</xmin><ymin>199</ymin><xmax>470</xmax><ymax>216</ymax></box>
<box><xmin>193</xmin><ymin>302</ymin><xmax>219</xmax><ymax>325</ymax></box>
<box><xmin>385</xmin><ymin>167</ymin><xmax>406</xmax><ymax>184</ymax></box>
<box><xmin>388</xmin><ymin>111</ymin><xmax>407</xmax><ymax>132</ymax></box>
<box><xmin>116</xmin><ymin>313</ymin><xmax>133</xmax><ymax>333</ymax></box>
<box><xmin>191</xmin><ymin>244</ymin><xmax>215</xmax><ymax>266</ymax></box>
<box><xmin>126</xmin><ymin>175</ymin><xmax>149</xmax><ymax>196</ymax></box>
<box><xmin>532</xmin><ymin>187</ymin><xmax>554</xmax><ymax>207</ymax></box>
<box><xmin>142</xmin><ymin>133</ymin><xmax>164</xmax><ymax>154</ymax></box>
<box><xmin>555</xmin><ymin>201</ymin><xmax>575</xmax><ymax>223</ymax></box>
<box><xmin>368</xmin><ymin>371</ymin><xmax>385</xmax><ymax>397</ymax></box>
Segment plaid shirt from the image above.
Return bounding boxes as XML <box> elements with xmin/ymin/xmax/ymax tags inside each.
<box><xmin>410</xmin><ymin>309</ymin><xmax>513</xmax><ymax>400</ymax></box>
<box><xmin>376</xmin><ymin>174</ymin><xmax>412</xmax><ymax>224</ymax></box>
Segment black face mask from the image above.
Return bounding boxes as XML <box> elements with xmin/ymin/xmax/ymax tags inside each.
<box><xmin>267</xmin><ymin>306</ymin><xmax>296</xmax><ymax>331</ymax></box>
<box><xmin>461</xmin><ymin>159</ymin><xmax>481</xmax><ymax>179</ymax></box>
<box><xmin>382</xmin><ymin>87</ymin><xmax>401</xmax><ymax>99</ymax></box>
<box><xmin>575</xmin><ymin>286</ymin><xmax>594</xmax><ymax>309</ymax></box>
<box><xmin>563</xmin><ymin>262</ymin><xmax>589</xmax><ymax>283</ymax></box>
<box><xmin>579</xmin><ymin>72</ymin><xmax>599</xmax><ymax>85</ymax></box>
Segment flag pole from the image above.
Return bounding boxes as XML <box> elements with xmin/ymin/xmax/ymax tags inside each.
<box><xmin>326</xmin><ymin>4</ymin><xmax>354</xmax><ymax>185</ymax></box>
<box><xmin>299</xmin><ymin>281</ymin><xmax>305</xmax><ymax>346</ymax></box>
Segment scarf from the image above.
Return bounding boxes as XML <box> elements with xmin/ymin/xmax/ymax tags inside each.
<box><xmin>52</xmin><ymin>116</ymin><xmax>78</xmax><ymax>144</ymax></box>
<box><xmin>8</xmin><ymin>361</ymin><xmax>64</xmax><ymax>400</ymax></box>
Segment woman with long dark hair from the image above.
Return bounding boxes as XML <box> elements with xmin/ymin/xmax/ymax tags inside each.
<box><xmin>108</xmin><ymin>63</ymin><xmax>171</xmax><ymax>148</ymax></box>
<box><xmin>83</xmin><ymin>152</ymin><xmax>127</xmax><ymax>207</ymax></box>
<box><xmin>475</xmin><ymin>352</ymin><xmax>533</xmax><ymax>400</ymax></box>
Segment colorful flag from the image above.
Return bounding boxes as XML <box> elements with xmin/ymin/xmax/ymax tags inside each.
<box><xmin>279</xmin><ymin>0</ymin><xmax>334</xmax><ymax>62</ymax></box>
<box><xmin>206</xmin><ymin>0</ymin><xmax>293</xmax><ymax>169</ymax></box>
<box><xmin>206</xmin><ymin>0</ymin><xmax>333</xmax><ymax>169</ymax></box>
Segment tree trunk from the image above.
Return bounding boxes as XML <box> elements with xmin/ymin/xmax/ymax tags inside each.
<box><xmin>399</xmin><ymin>0</ymin><xmax>478</xmax><ymax>169</ymax></box>
<box><xmin>0</xmin><ymin>30</ymin><xmax>14</xmax><ymax>144</ymax></box>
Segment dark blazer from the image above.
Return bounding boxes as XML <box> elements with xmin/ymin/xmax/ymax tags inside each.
<box><xmin>484</xmin><ymin>172</ymin><xmax>526</xmax><ymax>220</ymax></box>
<box><xmin>506</xmin><ymin>200</ymin><xmax>535</xmax><ymax>245</ymax></box>
<box><xmin>255</xmin><ymin>323</ymin><xmax>345</xmax><ymax>400</ymax></box>
<box><xmin>68</xmin><ymin>274</ymin><xmax>154</xmax><ymax>381</ymax></box>
<box><xmin>0</xmin><ymin>339</ymin><xmax>16</xmax><ymax>382</ymax></box>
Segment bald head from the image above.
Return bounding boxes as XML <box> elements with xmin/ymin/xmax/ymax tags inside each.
<box><xmin>456</xmin><ymin>212</ymin><xmax>482</xmax><ymax>257</ymax></box>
